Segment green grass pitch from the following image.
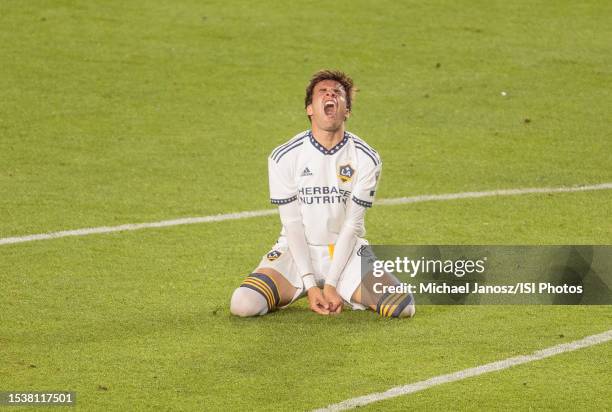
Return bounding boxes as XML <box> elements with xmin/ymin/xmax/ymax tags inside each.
<box><xmin>1</xmin><ymin>0</ymin><xmax>611</xmax><ymax>410</ymax></box>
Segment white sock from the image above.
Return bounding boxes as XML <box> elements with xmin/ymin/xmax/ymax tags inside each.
<box><xmin>230</xmin><ymin>287</ymin><xmax>269</xmax><ymax>317</ymax></box>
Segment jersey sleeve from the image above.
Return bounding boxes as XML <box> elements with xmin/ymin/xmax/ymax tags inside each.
<box><xmin>326</xmin><ymin>153</ymin><xmax>382</xmax><ymax>287</ymax></box>
<box><xmin>278</xmin><ymin>202</ymin><xmax>316</xmax><ymax>288</ymax></box>
<box><xmin>268</xmin><ymin>156</ymin><xmax>297</xmax><ymax>205</ymax></box>
<box><xmin>351</xmin><ymin>158</ymin><xmax>382</xmax><ymax>208</ymax></box>
<box><xmin>325</xmin><ymin>199</ymin><xmax>365</xmax><ymax>287</ymax></box>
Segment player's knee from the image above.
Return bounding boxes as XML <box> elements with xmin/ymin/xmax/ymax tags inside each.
<box><xmin>375</xmin><ymin>292</ymin><xmax>415</xmax><ymax>319</ymax></box>
<box><xmin>397</xmin><ymin>302</ymin><xmax>416</xmax><ymax>318</ymax></box>
<box><xmin>230</xmin><ymin>287</ymin><xmax>267</xmax><ymax>317</ymax></box>
<box><xmin>230</xmin><ymin>273</ymin><xmax>281</xmax><ymax>317</ymax></box>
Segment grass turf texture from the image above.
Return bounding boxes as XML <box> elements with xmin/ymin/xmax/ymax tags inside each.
<box><xmin>1</xmin><ymin>0</ymin><xmax>611</xmax><ymax>410</ymax></box>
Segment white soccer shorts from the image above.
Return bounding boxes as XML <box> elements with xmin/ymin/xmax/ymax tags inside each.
<box><xmin>254</xmin><ymin>236</ymin><xmax>370</xmax><ymax>309</ymax></box>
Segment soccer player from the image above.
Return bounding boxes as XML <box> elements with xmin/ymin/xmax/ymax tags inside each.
<box><xmin>230</xmin><ymin>70</ymin><xmax>415</xmax><ymax>318</ymax></box>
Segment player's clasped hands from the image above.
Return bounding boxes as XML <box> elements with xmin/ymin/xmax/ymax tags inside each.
<box><xmin>307</xmin><ymin>285</ymin><xmax>344</xmax><ymax>315</ymax></box>
<box><xmin>324</xmin><ymin>284</ymin><xmax>343</xmax><ymax>314</ymax></box>
<box><xmin>307</xmin><ymin>287</ymin><xmax>330</xmax><ymax>315</ymax></box>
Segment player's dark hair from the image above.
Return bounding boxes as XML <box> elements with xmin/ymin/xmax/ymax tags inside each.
<box><xmin>304</xmin><ymin>69</ymin><xmax>356</xmax><ymax>122</ymax></box>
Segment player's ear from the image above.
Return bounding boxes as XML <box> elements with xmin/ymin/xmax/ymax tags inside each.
<box><xmin>344</xmin><ymin>109</ymin><xmax>351</xmax><ymax>121</ymax></box>
<box><xmin>306</xmin><ymin>105</ymin><xmax>314</xmax><ymax>116</ymax></box>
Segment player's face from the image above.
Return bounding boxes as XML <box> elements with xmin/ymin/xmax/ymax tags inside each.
<box><xmin>307</xmin><ymin>80</ymin><xmax>350</xmax><ymax>132</ymax></box>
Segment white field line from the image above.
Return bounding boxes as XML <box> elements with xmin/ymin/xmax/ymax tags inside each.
<box><xmin>313</xmin><ymin>329</ymin><xmax>612</xmax><ymax>412</ymax></box>
<box><xmin>376</xmin><ymin>182</ymin><xmax>612</xmax><ymax>205</ymax></box>
<box><xmin>1</xmin><ymin>183</ymin><xmax>611</xmax><ymax>246</ymax></box>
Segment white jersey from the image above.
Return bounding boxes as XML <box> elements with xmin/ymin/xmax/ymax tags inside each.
<box><xmin>268</xmin><ymin>130</ymin><xmax>382</xmax><ymax>246</ymax></box>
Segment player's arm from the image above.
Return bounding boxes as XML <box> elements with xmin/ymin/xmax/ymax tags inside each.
<box><xmin>322</xmin><ymin>200</ymin><xmax>365</xmax><ymax>313</ymax></box>
<box><xmin>278</xmin><ymin>202</ymin><xmax>329</xmax><ymax>315</ymax></box>
<box><xmin>269</xmin><ymin>156</ymin><xmax>329</xmax><ymax>315</ymax></box>
<box><xmin>324</xmin><ymin>160</ymin><xmax>382</xmax><ymax>312</ymax></box>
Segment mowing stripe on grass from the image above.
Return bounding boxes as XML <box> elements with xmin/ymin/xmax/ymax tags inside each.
<box><xmin>313</xmin><ymin>329</ymin><xmax>612</xmax><ymax>411</ymax></box>
<box><xmin>1</xmin><ymin>183</ymin><xmax>611</xmax><ymax>246</ymax></box>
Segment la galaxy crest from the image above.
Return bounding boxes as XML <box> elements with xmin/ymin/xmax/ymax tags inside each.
<box><xmin>357</xmin><ymin>245</ymin><xmax>377</xmax><ymax>265</ymax></box>
<box><xmin>267</xmin><ymin>250</ymin><xmax>282</xmax><ymax>261</ymax></box>
<box><xmin>338</xmin><ymin>164</ymin><xmax>354</xmax><ymax>183</ymax></box>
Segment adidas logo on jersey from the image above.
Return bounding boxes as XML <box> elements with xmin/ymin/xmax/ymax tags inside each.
<box><xmin>301</xmin><ymin>167</ymin><xmax>313</xmax><ymax>177</ymax></box>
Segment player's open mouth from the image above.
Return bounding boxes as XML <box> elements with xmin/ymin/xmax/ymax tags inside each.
<box><xmin>324</xmin><ymin>100</ymin><xmax>336</xmax><ymax>116</ymax></box>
